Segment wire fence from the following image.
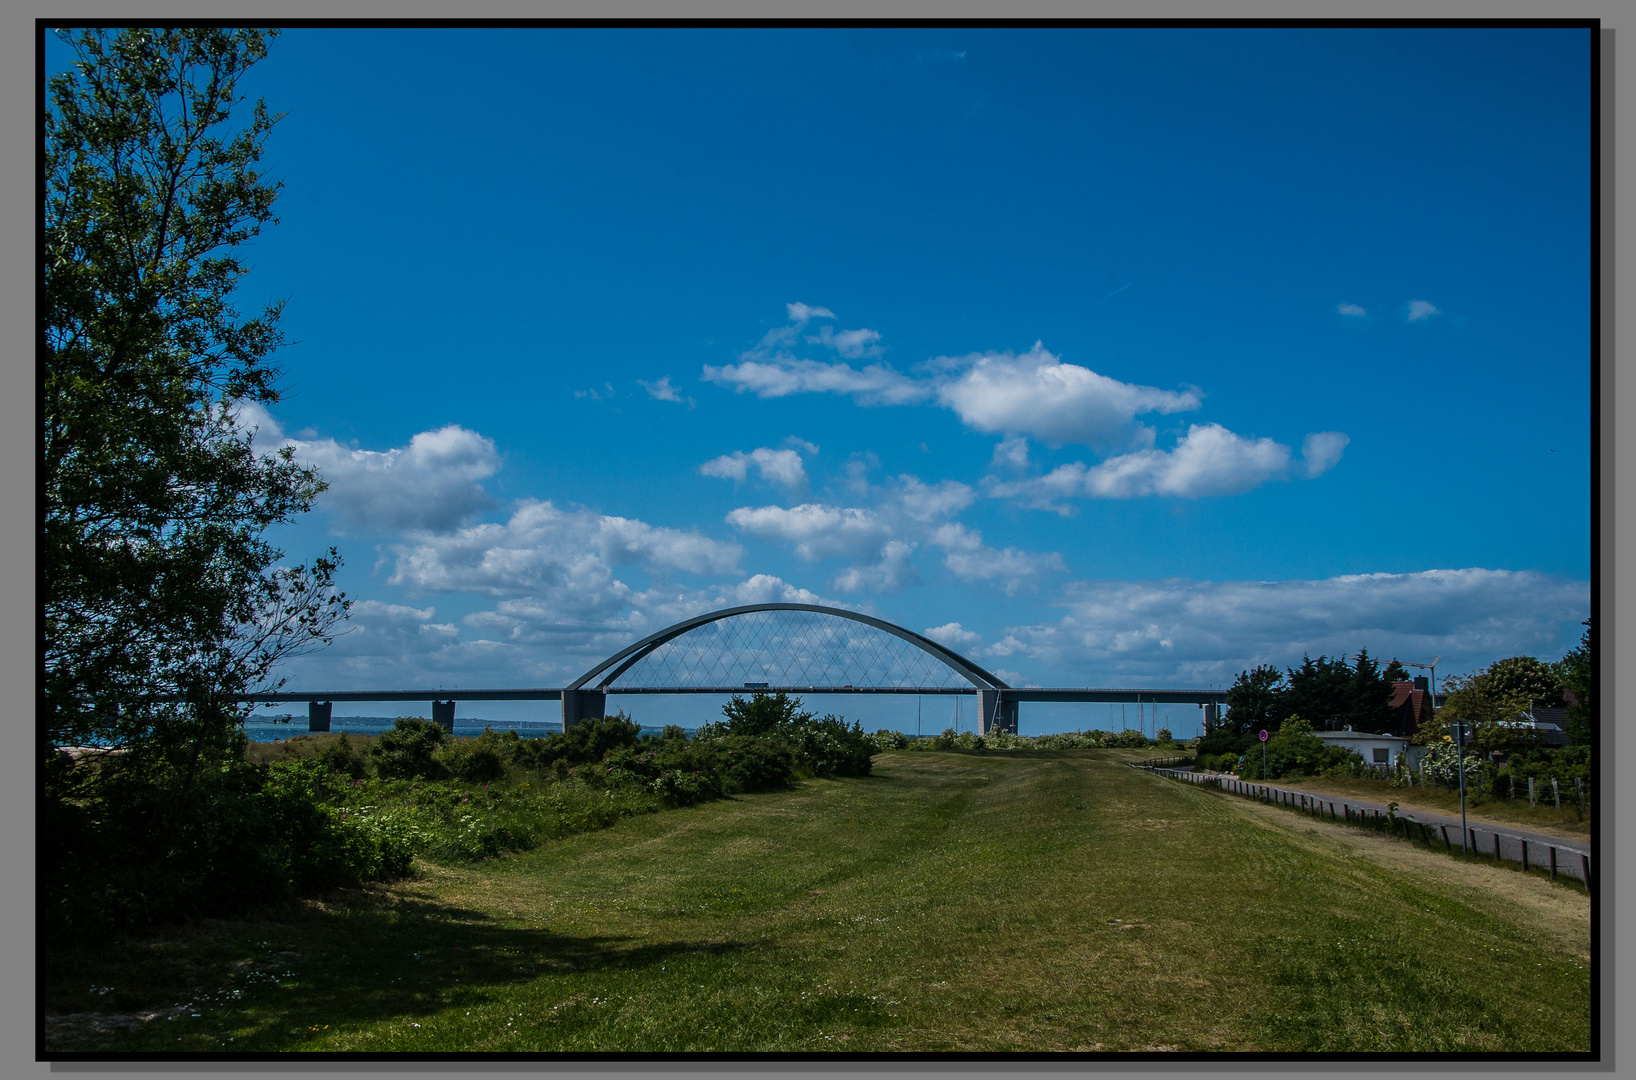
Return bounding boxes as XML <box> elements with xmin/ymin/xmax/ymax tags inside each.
<box><xmin>1133</xmin><ymin>763</ymin><xmax>1592</xmax><ymax>887</ymax></box>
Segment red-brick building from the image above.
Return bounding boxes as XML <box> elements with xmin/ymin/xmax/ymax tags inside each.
<box><xmin>1387</xmin><ymin>677</ymin><xmax>1437</xmax><ymax>738</ymax></box>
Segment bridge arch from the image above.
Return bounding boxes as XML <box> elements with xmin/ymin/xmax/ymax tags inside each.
<box><xmin>567</xmin><ymin>603</ymin><xmax>1009</xmax><ymax>695</ymax></box>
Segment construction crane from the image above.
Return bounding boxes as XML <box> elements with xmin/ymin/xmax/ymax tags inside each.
<box><xmin>1403</xmin><ymin>656</ymin><xmax>1442</xmax><ymax>708</ymax></box>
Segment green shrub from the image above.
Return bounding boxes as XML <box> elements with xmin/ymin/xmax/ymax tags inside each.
<box><xmin>315</xmin><ymin>731</ymin><xmax>371</xmax><ymax>779</ymax></box>
<box><xmin>514</xmin><ymin>714</ymin><xmax>642</xmax><ymax>771</ymax></box>
<box><xmin>438</xmin><ymin>726</ymin><xmax>513</xmax><ymax>784</ymax></box>
<box><xmin>1233</xmin><ymin>715</ymin><xmax>1356</xmax><ymax>780</ymax></box>
<box><xmin>43</xmin><ymin>754</ymin><xmax>411</xmax><ymax>936</ymax></box>
<box><xmin>871</xmin><ymin>728</ymin><xmax>910</xmax><ymax>751</ymax></box>
<box><xmin>371</xmin><ymin>717</ymin><xmax>450</xmax><ymax>781</ymax></box>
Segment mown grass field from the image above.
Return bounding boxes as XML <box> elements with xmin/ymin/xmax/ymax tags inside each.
<box><xmin>43</xmin><ymin>749</ymin><xmax>1592</xmax><ymax>1054</ymax></box>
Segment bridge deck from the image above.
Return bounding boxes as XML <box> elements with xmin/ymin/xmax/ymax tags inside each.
<box><xmin>244</xmin><ymin>686</ymin><xmax>1227</xmax><ymax>704</ymax></box>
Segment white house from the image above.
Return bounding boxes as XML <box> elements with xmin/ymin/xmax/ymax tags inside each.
<box><xmin>1314</xmin><ymin>730</ymin><xmax>1411</xmax><ymax>767</ymax></box>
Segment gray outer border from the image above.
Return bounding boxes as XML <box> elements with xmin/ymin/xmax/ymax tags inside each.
<box><xmin>15</xmin><ymin>10</ymin><xmax>1623</xmax><ymax>1080</ymax></box>
<box><xmin>566</xmin><ymin>603</ymin><xmax>1010</xmax><ymax>692</ymax></box>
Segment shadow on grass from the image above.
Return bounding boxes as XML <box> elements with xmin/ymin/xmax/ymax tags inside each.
<box><xmin>42</xmin><ymin>883</ymin><xmax>763</xmax><ymax>1053</ymax></box>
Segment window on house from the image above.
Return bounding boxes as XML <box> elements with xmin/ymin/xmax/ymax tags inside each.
<box><xmin>1372</xmin><ymin>748</ymin><xmax>1390</xmax><ymax>764</ymax></box>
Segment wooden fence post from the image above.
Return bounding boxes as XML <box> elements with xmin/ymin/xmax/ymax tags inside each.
<box><xmin>1529</xmin><ymin>777</ymin><xmax>1536</xmax><ymax>806</ymax></box>
<box><xmin>1440</xmin><ymin>825</ymin><xmax>1451</xmax><ymax>850</ymax></box>
<box><xmin>1521</xmin><ymin>839</ymin><xmax>1529</xmax><ymax>871</ymax></box>
<box><xmin>1549</xmin><ymin>846</ymin><xmax>1558</xmax><ymax>881</ymax></box>
<box><xmin>1552</xmin><ymin>778</ymin><xmax>1561</xmax><ymax>810</ymax></box>
<box><xmin>1582</xmin><ymin>853</ymin><xmax>1591</xmax><ymax>887</ymax></box>
<box><xmin>1493</xmin><ymin>833</ymin><xmax>1501</xmax><ymax>859</ymax></box>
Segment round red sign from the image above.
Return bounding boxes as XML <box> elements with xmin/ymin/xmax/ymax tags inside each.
<box><xmin>1259</xmin><ymin>729</ymin><xmax>1269</xmax><ymax>742</ymax></box>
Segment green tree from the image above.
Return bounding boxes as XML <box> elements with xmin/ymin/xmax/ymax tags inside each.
<box><xmin>1224</xmin><ymin>664</ymin><xmax>1284</xmax><ymax>737</ymax></box>
<box><xmin>1283</xmin><ymin>654</ymin><xmax>1354</xmax><ymax>730</ymax></box>
<box><xmin>717</xmin><ymin>692</ymin><xmax>813</xmax><ymax>736</ymax></box>
<box><xmin>1423</xmin><ymin>670</ymin><xmax>1531</xmax><ymax>755</ymax></box>
<box><xmin>1486</xmin><ymin>655</ymin><xmax>1566</xmax><ymax>709</ymax></box>
<box><xmin>43</xmin><ymin>27</ymin><xmax>347</xmax><ymax>796</ymax></box>
<box><xmin>1554</xmin><ymin>619</ymin><xmax>1593</xmax><ymax>751</ymax></box>
<box><xmin>1340</xmin><ymin>648</ymin><xmax>1399</xmax><ymax>734</ymax></box>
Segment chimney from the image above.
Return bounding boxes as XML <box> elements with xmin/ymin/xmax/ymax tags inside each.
<box><xmin>1413</xmin><ymin>676</ymin><xmax>1428</xmax><ymax>691</ymax></box>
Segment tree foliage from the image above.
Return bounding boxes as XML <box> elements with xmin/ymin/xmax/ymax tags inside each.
<box><xmin>1485</xmin><ymin>655</ymin><xmax>1566</xmax><ymax>709</ymax></box>
<box><xmin>1554</xmin><ymin>619</ymin><xmax>1593</xmax><ymax>750</ymax></box>
<box><xmin>43</xmin><ymin>27</ymin><xmax>348</xmax><ymax>785</ymax></box>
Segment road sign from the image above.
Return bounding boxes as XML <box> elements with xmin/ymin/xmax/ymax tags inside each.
<box><xmin>1259</xmin><ymin>729</ymin><xmax>1269</xmax><ymax>742</ymax></box>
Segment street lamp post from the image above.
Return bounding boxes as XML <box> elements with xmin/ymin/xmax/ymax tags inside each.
<box><xmin>1448</xmin><ymin>719</ymin><xmax>1472</xmax><ymax>854</ymax></box>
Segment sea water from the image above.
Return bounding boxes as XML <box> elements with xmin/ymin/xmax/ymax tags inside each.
<box><xmin>242</xmin><ymin>715</ymin><xmax>688</xmax><ymax>742</ymax></box>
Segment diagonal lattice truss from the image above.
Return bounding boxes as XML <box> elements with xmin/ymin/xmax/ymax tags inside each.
<box><xmin>606</xmin><ymin>608</ymin><xmax>972</xmax><ymax>690</ymax></box>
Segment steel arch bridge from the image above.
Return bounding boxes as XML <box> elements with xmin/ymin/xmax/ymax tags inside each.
<box><xmin>245</xmin><ymin>602</ymin><xmax>1228</xmax><ymax>735</ymax></box>
<box><xmin>560</xmin><ymin>602</ymin><xmax>1013</xmax><ymax>727</ymax></box>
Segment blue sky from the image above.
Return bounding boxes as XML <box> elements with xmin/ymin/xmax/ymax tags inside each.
<box><xmin>48</xmin><ymin>28</ymin><xmax>1593</xmax><ymax>735</ymax></box>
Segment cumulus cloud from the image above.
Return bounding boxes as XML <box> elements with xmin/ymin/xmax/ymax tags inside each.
<box><xmin>461</xmin><ymin>573</ymin><xmax>846</xmax><ymax>658</ymax></box>
<box><xmin>726</xmin><ymin>503</ymin><xmax>892</xmax><ymax>562</ymax></box>
<box><xmin>702</xmin><ymin>355</ymin><xmax>926</xmax><ymax>405</ymax></box>
<box><xmin>233</xmin><ymin>402</ymin><xmax>500</xmax><ymax>533</ymax></box>
<box><xmin>575</xmin><ymin>382</ymin><xmax>617</xmax><ymax>401</ymax></box>
<box><xmin>832</xmin><ymin>540</ymin><xmax>920</xmax><ymax>593</ymax></box>
<box><xmin>928</xmin><ymin>523</ymin><xmax>1067</xmax><ymax>595</ymax></box>
<box><xmin>1338</xmin><ymin>302</ymin><xmax>1367</xmax><ymax>317</ymax></box>
<box><xmin>787</xmin><ymin>301</ymin><xmax>836</xmax><ymax>323</ymax></box>
<box><xmin>1300</xmin><ymin>432</ymin><xmax>1350</xmax><ymax>478</ymax></box>
<box><xmin>785</xmin><ymin>435</ymin><xmax>821</xmax><ymax>455</ymax></box>
<box><xmin>704</xmin><ymin>311</ymin><xmax>1209</xmax><ymax>451</ymax></box>
<box><xmin>925</xmin><ymin>622</ymin><xmax>984</xmax><ymax>653</ymax></box>
<box><xmin>931</xmin><ymin>342</ymin><xmax>1202</xmax><ymax>449</ymax></box>
<box><xmin>638</xmin><ymin>376</ymin><xmax>695</xmax><ymax>408</ymax></box>
<box><xmin>389</xmin><ymin>499</ymin><xmax>743</xmax><ymax>598</ymax></box>
<box><xmin>893</xmin><ymin>476</ymin><xmax>976</xmax><ymax>521</ymax></box>
<box><xmin>1407</xmin><ymin>299</ymin><xmax>1440</xmax><ymax>322</ymax></box>
<box><xmin>991</xmin><ymin>436</ymin><xmax>1030</xmax><ymax>470</ymax></box>
<box><xmin>807</xmin><ymin>324</ymin><xmax>884</xmax><ymax>359</ymax></box>
<box><xmin>987</xmin><ymin>423</ymin><xmax>1348</xmax><ymax>506</ymax></box>
<box><xmin>700</xmin><ymin>447</ymin><xmax>809</xmax><ymax>492</ymax></box>
<box><xmin>983</xmin><ymin>569</ymin><xmax>1589</xmax><ymax>687</ymax></box>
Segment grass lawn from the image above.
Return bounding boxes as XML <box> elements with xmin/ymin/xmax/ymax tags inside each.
<box><xmin>1253</xmin><ymin>773</ymin><xmax>1593</xmax><ymax>842</ymax></box>
<box><xmin>42</xmin><ymin>750</ymin><xmax>1592</xmax><ymax>1054</ymax></box>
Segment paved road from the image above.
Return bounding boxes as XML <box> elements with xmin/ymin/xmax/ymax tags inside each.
<box><xmin>1136</xmin><ymin>764</ymin><xmax>1595</xmax><ymax>885</ymax></box>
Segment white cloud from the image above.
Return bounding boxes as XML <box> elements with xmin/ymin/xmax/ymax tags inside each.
<box><xmin>725</xmin><ymin>503</ymin><xmax>892</xmax><ymax>562</ymax></box>
<box><xmin>1337</xmin><ymin>302</ymin><xmax>1367</xmax><ymax>317</ymax></box>
<box><xmin>700</xmin><ymin>447</ymin><xmax>809</xmax><ymax>492</ymax></box>
<box><xmin>807</xmin><ymin>325</ymin><xmax>884</xmax><ymax>359</ymax></box>
<box><xmin>234</xmin><ymin>403</ymin><xmax>500</xmax><ymax>533</ymax></box>
<box><xmin>893</xmin><ymin>475</ymin><xmax>976</xmax><ymax>521</ymax></box>
<box><xmin>987</xmin><ymin>423</ymin><xmax>1348</xmax><ymax>504</ymax></box>
<box><xmin>1300</xmin><ymin>431</ymin><xmax>1350</xmax><ymax>478</ymax></box>
<box><xmin>787</xmin><ymin>302</ymin><xmax>836</xmax><ymax>323</ymax></box>
<box><xmin>925</xmin><ymin>622</ymin><xmax>984</xmax><ymax>653</ymax></box>
<box><xmin>389</xmin><ymin>499</ymin><xmax>743</xmax><ymax>598</ymax></box>
<box><xmin>1081</xmin><ymin>423</ymin><xmax>1292</xmax><ymax>498</ymax></box>
<box><xmin>991</xmin><ymin>436</ymin><xmax>1030</xmax><ymax>470</ymax></box>
<box><xmin>575</xmin><ymin>382</ymin><xmax>617</xmax><ymax>401</ymax></box>
<box><xmin>984</xmin><ymin>569</ymin><xmax>1588</xmax><ymax>687</ymax></box>
<box><xmin>1407</xmin><ymin>299</ymin><xmax>1440</xmax><ymax>322</ymax></box>
<box><xmin>932</xmin><ymin>342</ymin><xmax>1202</xmax><ymax>449</ymax></box>
<box><xmin>929</xmin><ymin>523</ymin><xmax>1066</xmax><ymax>595</ymax></box>
<box><xmin>702</xmin><ymin>355</ymin><xmax>927</xmax><ymax>405</ymax></box>
<box><xmin>785</xmin><ymin>436</ymin><xmax>821</xmax><ymax>455</ymax></box>
<box><xmin>638</xmin><ymin>376</ymin><xmax>695</xmax><ymax>408</ymax></box>
<box><xmin>832</xmin><ymin>540</ymin><xmax>920</xmax><ymax>593</ymax></box>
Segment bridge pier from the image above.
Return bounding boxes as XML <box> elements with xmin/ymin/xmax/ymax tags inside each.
<box><xmin>979</xmin><ymin>689</ymin><xmax>1018</xmax><ymax>736</ymax></box>
<box><xmin>561</xmin><ymin>688</ymin><xmax>606</xmax><ymax>730</ymax></box>
<box><xmin>308</xmin><ymin>700</ymin><xmax>332</xmax><ymax>733</ymax></box>
<box><xmin>433</xmin><ymin>700</ymin><xmax>456</xmax><ymax>733</ymax></box>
